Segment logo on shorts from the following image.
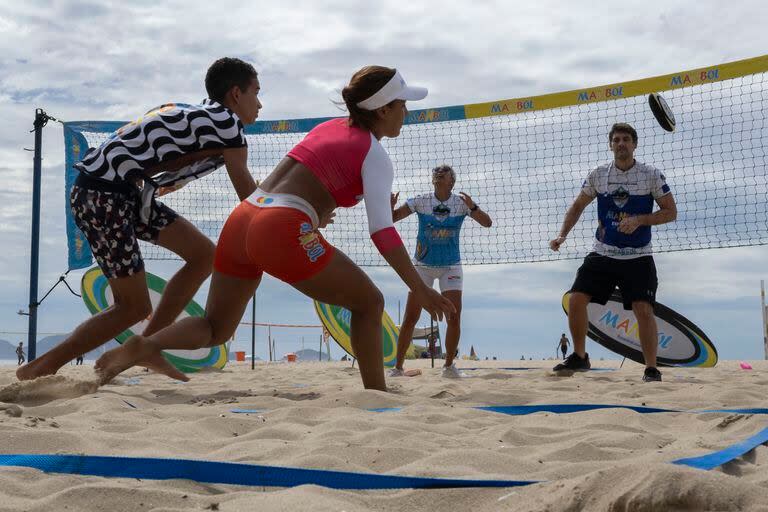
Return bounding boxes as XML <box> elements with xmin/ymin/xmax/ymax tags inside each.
<box><xmin>255</xmin><ymin>196</ymin><xmax>274</xmax><ymax>205</ymax></box>
<box><xmin>298</xmin><ymin>222</ymin><xmax>326</xmax><ymax>262</ymax></box>
<box><xmin>448</xmin><ymin>275</ymin><xmax>462</xmax><ymax>281</ymax></box>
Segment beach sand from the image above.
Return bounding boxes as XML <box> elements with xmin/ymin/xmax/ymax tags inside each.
<box><xmin>1</xmin><ymin>359</ymin><xmax>767</xmax><ymax>511</ymax></box>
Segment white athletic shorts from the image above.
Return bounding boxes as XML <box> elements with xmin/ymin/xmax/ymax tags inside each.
<box><xmin>415</xmin><ymin>264</ymin><xmax>463</xmax><ymax>292</ymax></box>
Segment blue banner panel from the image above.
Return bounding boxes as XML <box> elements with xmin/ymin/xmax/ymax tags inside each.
<box><xmin>63</xmin><ymin>123</ymin><xmax>93</xmax><ymax>270</ymax></box>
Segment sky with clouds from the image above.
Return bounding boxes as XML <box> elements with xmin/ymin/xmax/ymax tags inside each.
<box><xmin>1</xmin><ymin>0</ymin><xmax>768</xmax><ymax>363</ymax></box>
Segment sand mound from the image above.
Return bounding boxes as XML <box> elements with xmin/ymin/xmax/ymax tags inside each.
<box><xmin>0</xmin><ymin>375</ymin><xmax>99</xmax><ymax>404</ymax></box>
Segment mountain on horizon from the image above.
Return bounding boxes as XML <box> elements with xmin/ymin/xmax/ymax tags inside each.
<box><xmin>290</xmin><ymin>348</ymin><xmax>333</xmax><ymax>361</ymax></box>
<box><xmin>0</xmin><ymin>335</ymin><xmax>120</xmax><ymax>360</ymax></box>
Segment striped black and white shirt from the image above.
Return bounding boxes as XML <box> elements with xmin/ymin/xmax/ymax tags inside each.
<box><xmin>74</xmin><ymin>99</ymin><xmax>246</xmax><ymax>186</ymax></box>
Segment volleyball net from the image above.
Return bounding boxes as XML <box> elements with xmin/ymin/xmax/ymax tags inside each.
<box><xmin>62</xmin><ymin>55</ymin><xmax>768</xmax><ymax>268</ymax></box>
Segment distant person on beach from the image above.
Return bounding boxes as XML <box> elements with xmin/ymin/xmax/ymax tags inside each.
<box><xmin>16</xmin><ymin>342</ymin><xmax>25</xmax><ymax>365</ymax></box>
<box><xmin>389</xmin><ymin>164</ymin><xmax>492</xmax><ymax>379</ymax></box>
<box><xmin>75</xmin><ymin>355</ymin><xmax>84</xmax><ymax>365</ymax></box>
<box><xmin>558</xmin><ymin>333</ymin><xmax>570</xmax><ymax>358</ymax></box>
<box><xmin>17</xmin><ymin>57</ymin><xmax>261</xmax><ymax>383</ymax></box>
<box><xmin>96</xmin><ymin>65</ymin><xmax>455</xmax><ymax>391</ymax></box>
<box><xmin>549</xmin><ymin>122</ymin><xmax>677</xmax><ymax>382</ymax></box>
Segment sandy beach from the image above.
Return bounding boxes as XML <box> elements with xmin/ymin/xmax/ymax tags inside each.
<box><xmin>1</xmin><ymin>359</ymin><xmax>767</xmax><ymax>511</ymax></box>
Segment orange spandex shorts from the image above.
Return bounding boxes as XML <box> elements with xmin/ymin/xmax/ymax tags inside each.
<box><xmin>214</xmin><ymin>193</ymin><xmax>334</xmax><ymax>283</ymax></box>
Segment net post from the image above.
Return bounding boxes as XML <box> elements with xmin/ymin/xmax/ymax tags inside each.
<box><xmin>27</xmin><ymin>109</ymin><xmax>48</xmax><ymax>361</ymax></box>
<box><xmin>250</xmin><ymin>294</ymin><xmax>256</xmax><ymax>370</ymax></box>
<box><xmin>762</xmin><ymin>281</ymin><xmax>768</xmax><ymax>360</ymax></box>
<box><xmin>430</xmin><ymin>317</ymin><xmax>435</xmax><ymax>369</ymax></box>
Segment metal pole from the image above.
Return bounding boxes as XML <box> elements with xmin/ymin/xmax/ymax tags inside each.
<box><xmin>762</xmin><ymin>281</ymin><xmax>768</xmax><ymax>360</ymax></box>
<box><xmin>430</xmin><ymin>317</ymin><xmax>435</xmax><ymax>369</ymax></box>
<box><xmin>764</xmin><ymin>305</ymin><xmax>768</xmax><ymax>360</ymax></box>
<box><xmin>268</xmin><ymin>325</ymin><xmax>272</xmax><ymax>362</ymax></box>
<box><xmin>27</xmin><ymin>109</ymin><xmax>47</xmax><ymax>361</ymax></box>
<box><xmin>250</xmin><ymin>294</ymin><xmax>256</xmax><ymax>370</ymax></box>
<box><xmin>318</xmin><ymin>336</ymin><xmax>322</xmax><ymax>361</ymax></box>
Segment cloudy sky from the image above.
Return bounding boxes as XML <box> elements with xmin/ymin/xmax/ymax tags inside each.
<box><xmin>1</xmin><ymin>0</ymin><xmax>768</xmax><ymax>363</ymax></box>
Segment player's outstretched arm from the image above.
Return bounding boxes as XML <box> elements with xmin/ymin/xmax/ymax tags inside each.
<box><xmin>550</xmin><ymin>191</ymin><xmax>593</xmax><ymax>251</ymax></box>
<box><xmin>381</xmin><ymin>244</ymin><xmax>455</xmax><ymax>322</ymax></box>
<box><xmin>459</xmin><ymin>192</ymin><xmax>492</xmax><ymax>227</ymax></box>
<box><xmin>391</xmin><ymin>192</ymin><xmax>413</xmax><ymax>223</ymax></box>
<box><xmin>223</xmin><ymin>147</ymin><xmax>258</xmax><ymax>201</ymax></box>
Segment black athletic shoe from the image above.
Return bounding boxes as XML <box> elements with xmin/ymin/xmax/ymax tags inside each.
<box><xmin>642</xmin><ymin>367</ymin><xmax>662</xmax><ymax>382</ymax></box>
<box><xmin>553</xmin><ymin>352</ymin><xmax>591</xmax><ymax>372</ymax></box>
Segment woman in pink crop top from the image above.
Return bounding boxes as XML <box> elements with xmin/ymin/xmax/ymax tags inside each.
<box><xmin>97</xmin><ymin>65</ymin><xmax>455</xmax><ymax>392</ymax></box>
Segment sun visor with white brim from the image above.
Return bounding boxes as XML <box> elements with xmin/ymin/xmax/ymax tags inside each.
<box><xmin>356</xmin><ymin>70</ymin><xmax>428</xmax><ymax>111</ymax></box>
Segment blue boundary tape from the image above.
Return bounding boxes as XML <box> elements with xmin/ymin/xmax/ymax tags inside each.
<box><xmin>698</xmin><ymin>408</ymin><xmax>768</xmax><ymax>415</ymax></box>
<box><xmin>232</xmin><ymin>405</ymin><xmax>768</xmax><ymax>415</ymax></box>
<box><xmin>0</xmin><ymin>454</ymin><xmax>537</xmax><ymax>489</ymax></box>
<box><xmin>476</xmin><ymin>405</ymin><xmax>768</xmax><ymax>416</ymax></box>
<box><xmin>460</xmin><ymin>367</ymin><xmax>616</xmax><ymax>371</ymax></box>
<box><xmin>476</xmin><ymin>404</ymin><xmax>678</xmax><ymax>415</ymax></box>
<box><xmin>672</xmin><ymin>427</ymin><xmax>768</xmax><ymax>470</ymax></box>
<box><xmin>2</xmin><ymin>426</ymin><xmax>766</xmax><ymax>488</ymax></box>
<box><xmin>2</xmin><ymin>425</ymin><xmax>767</xmax><ymax>486</ymax></box>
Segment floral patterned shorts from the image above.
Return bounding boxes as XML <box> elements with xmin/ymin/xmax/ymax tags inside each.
<box><xmin>70</xmin><ymin>185</ymin><xmax>178</xmax><ymax>279</ymax></box>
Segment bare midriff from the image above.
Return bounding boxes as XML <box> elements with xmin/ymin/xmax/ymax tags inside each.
<box><xmin>259</xmin><ymin>157</ymin><xmax>337</xmax><ymax>220</ymax></box>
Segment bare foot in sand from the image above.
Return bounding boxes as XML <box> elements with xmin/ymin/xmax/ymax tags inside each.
<box><xmin>96</xmin><ymin>336</ymin><xmax>189</xmax><ymax>384</ymax></box>
<box><xmin>16</xmin><ymin>356</ymin><xmax>59</xmax><ymax>381</ymax></box>
<box><xmin>137</xmin><ymin>351</ymin><xmax>189</xmax><ymax>383</ymax></box>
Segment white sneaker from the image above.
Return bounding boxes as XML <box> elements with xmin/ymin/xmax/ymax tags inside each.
<box><xmin>388</xmin><ymin>368</ymin><xmax>405</xmax><ymax>377</ymax></box>
<box><xmin>441</xmin><ymin>364</ymin><xmax>465</xmax><ymax>379</ymax></box>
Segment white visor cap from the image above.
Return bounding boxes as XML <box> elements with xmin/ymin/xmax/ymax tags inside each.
<box><xmin>356</xmin><ymin>70</ymin><xmax>428</xmax><ymax>111</ymax></box>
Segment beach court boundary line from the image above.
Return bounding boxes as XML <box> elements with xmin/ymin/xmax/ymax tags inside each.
<box><xmin>1</xmin><ymin>423</ymin><xmax>766</xmax><ymax>488</ymax></box>
<box><xmin>231</xmin><ymin>404</ymin><xmax>768</xmax><ymax>416</ymax></box>
<box><xmin>0</xmin><ymin>454</ymin><xmax>538</xmax><ymax>489</ymax></box>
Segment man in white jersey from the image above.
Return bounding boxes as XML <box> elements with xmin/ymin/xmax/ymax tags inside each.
<box><xmin>390</xmin><ymin>164</ymin><xmax>492</xmax><ymax>378</ymax></box>
<box><xmin>550</xmin><ymin>123</ymin><xmax>677</xmax><ymax>382</ymax></box>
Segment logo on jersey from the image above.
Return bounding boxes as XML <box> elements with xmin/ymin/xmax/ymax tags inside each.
<box><xmin>415</xmin><ymin>241</ymin><xmax>428</xmax><ymax>261</ymax></box>
<box><xmin>432</xmin><ymin>203</ymin><xmax>451</xmax><ymax>220</ymax></box>
<box><xmin>298</xmin><ymin>222</ymin><xmax>326</xmax><ymax>262</ymax></box>
<box><xmin>610</xmin><ymin>186</ymin><xmax>629</xmax><ymax>208</ymax></box>
<box><xmin>255</xmin><ymin>196</ymin><xmax>274</xmax><ymax>205</ymax></box>
<box><xmin>428</xmin><ymin>226</ymin><xmax>453</xmax><ymax>240</ymax></box>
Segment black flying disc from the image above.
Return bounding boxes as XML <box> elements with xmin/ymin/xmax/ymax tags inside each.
<box><xmin>649</xmin><ymin>93</ymin><xmax>676</xmax><ymax>132</ymax></box>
